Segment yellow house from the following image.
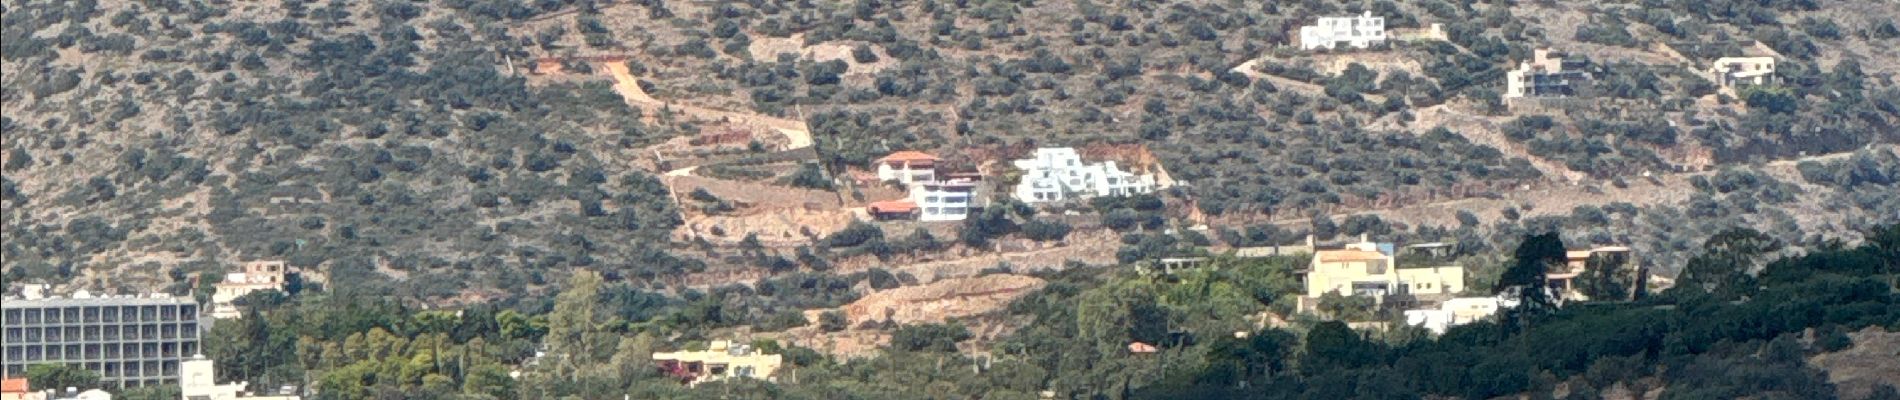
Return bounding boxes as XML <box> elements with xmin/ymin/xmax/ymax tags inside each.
<box><xmin>1301</xmin><ymin>239</ymin><xmax>1465</xmax><ymax>299</ymax></box>
<box><xmin>653</xmin><ymin>341</ymin><xmax>783</xmax><ymax>387</ymax></box>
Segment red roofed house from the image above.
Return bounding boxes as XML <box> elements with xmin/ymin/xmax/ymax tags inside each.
<box><xmin>2</xmin><ymin>378</ymin><xmax>29</xmax><ymax>400</ymax></box>
<box><xmin>875</xmin><ymin>151</ymin><xmax>940</xmax><ymax>185</ymax></box>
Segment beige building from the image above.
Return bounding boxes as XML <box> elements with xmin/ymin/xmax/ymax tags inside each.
<box><xmin>652</xmin><ymin>341</ymin><xmax>783</xmax><ymax>387</ymax></box>
<box><xmin>1297</xmin><ymin>237</ymin><xmax>1466</xmax><ymax>311</ymax></box>
<box><xmin>180</xmin><ymin>355</ymin><xmax>299</xmax><ymax>400</ymax></box>
<box><xmin>209</xmin><ymin>262</ymin><xmax>288</xmax><ymax>319</ymax></box>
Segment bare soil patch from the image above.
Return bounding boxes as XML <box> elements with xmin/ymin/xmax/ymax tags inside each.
<box><xmin>1810</xmin><ymin>327</ymin><xmax>1900</xmax><ymax>400</ymax></box>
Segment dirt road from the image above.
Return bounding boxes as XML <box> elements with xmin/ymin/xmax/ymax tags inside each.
<box><xmin>1231</xmin><ymin>58</ymin><xmax>1389</xmax><ymax>104</ymax></box>
<box><xmin>602</xmin><ymin>62</ymin><xmax>816</xmax><ymax>150</ymax></box>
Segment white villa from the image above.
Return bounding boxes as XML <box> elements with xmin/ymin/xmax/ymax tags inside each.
<box><xmin>909</xmin><ymin>178</ymin><xmax>977</xmax><ymax>221</ymax></box>
<box><xmin>1404</xmin><ymin>296</ymin><xmax>1517</xmax><ymax>334</ymax></box>
<box><xmin>1011</xmin><ymin>147</ymin><xmax>1156</xmax><ymax>203</ymax></box>
<box><xmin>1299</xmin><ymin>11</ymin><xmax>1386</xmax><ymax>50</ymax></box>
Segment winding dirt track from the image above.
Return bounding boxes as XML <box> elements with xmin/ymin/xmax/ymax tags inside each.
<box><xmin>602</xmin><ymin>62</ymin><xmax>815</xmax><ymax>150</ymax></box>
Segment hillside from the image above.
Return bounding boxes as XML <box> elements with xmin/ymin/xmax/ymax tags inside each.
<box><xmin>5</xmin><ymin>0</ymin><xmax>1900</xmax><ymax>399</ymax></box>
<box><xmin>7</xmin><ymin>0</ymin><xmax>1898</xmax><ymax>301</ymax></box>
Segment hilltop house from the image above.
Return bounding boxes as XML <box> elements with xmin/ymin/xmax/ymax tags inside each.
<box><xmin>1297</xmin><ymin>236</ymin><xmax>1466</xmax><ymax>311</ymax></box>
<box><xmin>653</xmin><ymin>341</ymin><xmax>783</xmax><ymax>387</ymax></box>
<box><xmin>1011</xmin><ymin>147</ymin><xmax>1156</xmax><ymax>203</ymax></box>
<box><xmin>1708</xmin><ymin>57</ymin><xmax>1776</xmax><ymax>95</ymax></box>
<box><xmin>210</xmin><ymin>261</ymin><xmax>289</xmax><ymax>319</ymax></box>
<box><xmin>1299</xmin><ymin>11</ymin><xmax>1386</xmax><ymax>50</ymax></box>
<box><xmin>1505</xmin><ymin>49</ymin><xmax>1594</xmax><ymax>98</ymax></box>
<box><xmin>874</xmin><ymin>151</ymin><xmax>939</xmax><ymax>185</ymax></box>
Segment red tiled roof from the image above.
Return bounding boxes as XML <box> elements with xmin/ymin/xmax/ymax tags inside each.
<box><xmin>1128</xmin><ymin>342</ymin><xmax>1158</xmax><ymax>353</ymax></box>
<box><xmin>868</xmin><ymin>200</ymin><xmax>918</xmax><ymax>213</ymax></box>
<box><xmin>2</xmin><ymin>378</ymin><xmax>27</xmax><ymax>393</ymax></box>
<box><xmin>878</xmin><ymin>151</ymin><xmax>939</xmax><ymax>163</ymax></box>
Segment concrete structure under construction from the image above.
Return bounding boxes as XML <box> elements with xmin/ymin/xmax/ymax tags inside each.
<box><xmin>1</xmin><ymin>291</ymin><xmax>201</xmax><ymax>388</ymax></box>
<box><xmin>1505</xmin><ymin>49</ymin><xmax>1593</xmax><ymax>98</ymax></box>
<box><xmin>1708</xmin><ymin>57</ymin><xmax>1776</xmax><ymax>95</ymax></box>
<box><xmin>209</xmin><ymin>261</ymin><xmax>289</xmax><ymax>320</ymax></box>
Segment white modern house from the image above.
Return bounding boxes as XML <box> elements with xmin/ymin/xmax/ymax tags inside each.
<box><xmin>1011</xmin><ymin>147</ymin><xmax>1156</xmax><ymax>203</ymax></box>
<box><xmin>1299</xmin><ymin>11</ymin><xmax>1386</xmax><ymax>50</ymax></box>
<box><xmin>1405</xmin><ymin>296</ymin><xmax>1516</xmax><ymax>334</ymax></box>
<box><xmin>910</xmin><ymin>179</ymin><xmax>977</xmax><ymax>221</ymax></box>
<box><xmin>873</xmin><ymin>151</ymin><xmax>939</xmax><ymax>185</ymax></box>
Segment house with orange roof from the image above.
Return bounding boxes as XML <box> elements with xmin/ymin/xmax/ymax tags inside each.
<box><xmin>874</xmin><ymin>151</ymin><xmax>940</xmax><ymax>185</ymax></box>
<box><xmin>1297</xmin><ymin>235</ymin><xmax>1465</xmax><ymax>312</ymax></box>
<box><xmin>867</xmin><ymin>200</ymin><xmax>918</xmax><ymax>220</ymax></box>
<box><xmin>2</xmin><ymin>378</ymin><xmax>30</xmax><ymax>400</ymax></box>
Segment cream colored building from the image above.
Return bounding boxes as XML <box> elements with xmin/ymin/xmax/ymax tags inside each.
<box><xmin>874</xmin><ymin>151</ymin><xmax>939</xmax><ymax>185</ymax></box>
<box><xmin>652</xmin><ymin>341</ymin><xmax>783</xmax><ymax>387</ymax></box>
<box><xmin>1299</xmin><ymin>238</ymin><xmax>1465</xmax><ymax>299</ymax></box>
<box><xmin>209</xmin><ymin>261</ymin><xmax>288</xmax><ymax>319</ymax></box>
<box><xmin>180</xmin><ymin>355</ymin><xmax>299</xmax><ymax>400</ymax></box>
